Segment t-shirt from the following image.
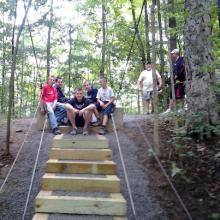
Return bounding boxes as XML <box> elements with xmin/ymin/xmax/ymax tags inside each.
<box><xmin>138</xmin><ymin>69</ymin><xmax>161</xmax><ymax>92</ymax></box>
<box><xmin>41</xmin><ymin>84</ymin><xmax>57</xmax><ymax>103</ymax></box>
<box><xmin>68</xmin><ymin>97</ymin><xmax>91</xmax><ymax>110</ymax></box>
<box><xmin>86</xmin><ymin>87</ymin><xmax>98</xmax><ymax>103</ymax></box>
<box><xmin>96</xmin><ymin>87</ymin><xmax>114</xmax><ymax>102</ymax></box>
<box><xmin>55</xmin><ymin>85</ymin><xmax>69</xmax><ymax>103</ymax></box>
<box><xmin>173</xmin><ymin>57</ymin><xmax>185</xmax><ymax>82</ymax></box>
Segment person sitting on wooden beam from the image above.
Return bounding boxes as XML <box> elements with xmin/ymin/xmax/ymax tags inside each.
<box><xmin>40</xmin><ymin>75</ymin><xmax>61</xmax><ymax>135</ymax></box>
<box><xmin>65</xmin><ymin>87</ymin><xmax>96</xmax><ymax>135</ymax></box>
<box><xmin>96</xmin><ymin>76</ymin><xmax>115</xmax><ymax>135</ymax></box>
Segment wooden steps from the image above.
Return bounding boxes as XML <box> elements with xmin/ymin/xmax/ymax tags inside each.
<box><xmin>33</xmin><ymin>133</ymin><xmax>127</xmax><ymax>219</ymax></box>
<box><xmin>46</xmin><ymin>159</ymin><xmax>116</xmax><ymax>174</ymax></box>
<box><xmin>41</xmin><ymin>174</ymin><xmax>121</xmax><ymax>192</ymax></box>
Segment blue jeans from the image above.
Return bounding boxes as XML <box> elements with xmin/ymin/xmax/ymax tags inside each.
<box><xmin>44</xmin><ymin>102</ymin><xmax>58</xmax><ymax>130</ymax></box>
<box><xmin>54</xmin><ymin>105</ymin><xmax>67</xmax><ymax>123</ymax></box>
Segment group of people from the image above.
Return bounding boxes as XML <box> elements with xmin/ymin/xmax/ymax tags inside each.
<box><xmin>137</xmin><ymin>48</ymin><xmax>185</xmax><ymax>114</ymax></box>
<box><xmin>40</xmin><ymin>76</ymin><xmax>114</xmax><ymax>135</ymax></box>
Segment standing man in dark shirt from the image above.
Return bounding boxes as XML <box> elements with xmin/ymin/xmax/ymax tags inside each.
<box><xmin>83</xmin><ymin>80</ymin><xmax>101</xmax><ymax>125</ymax></box>
<box><xmin>54</xmin><ymin>77</ymin><xmax>69</xmax><ymax>124</ymax></box>
<box><xmin>164</xmin><ymin>49</ymin><xmax>185</xmax><ymax>113</ymax></box>
<box><xmin>65</xmin><ymin>88</ymin><xmax>96</xmax><ymax>135</ymax></box>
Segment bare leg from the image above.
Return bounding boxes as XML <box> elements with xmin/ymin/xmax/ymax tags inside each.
<box><xmin>83</xmin><ymin>110</ymin><xmax>93</xmax><ymax>128</ymax></box>
<box><xmin>65</xmin><ymin>104</ymin><xmax>77</xmax><ymax>129</ymax></box>
<box><xmin>102</xmin><ymin>115</ymin><xmax>108</xmax><ymax>126</ymax></box>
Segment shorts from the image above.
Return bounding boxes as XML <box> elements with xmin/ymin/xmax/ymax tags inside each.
<box><xmin>143</xmin><ymin>91</ymin><xmax>153</xmax><ymax>101</ymax></box>
<box><xmin>101</xmin><ymin>101</ymin><xmax>115</xmax><ymax>116</ymax></box>
<box><xmin>54</xmin><ymin>105</ymin><xmax>67</xmax><ymax>122</ymax></box>
<box><xmin>75</xmin><ymin>114</ymin><xmax>85</xmax><ymax>127</ymax></box>
<box><xmin>170</xmin><ymin>83</ymin><xmax>185</xmax><ymax>99</ymax></box>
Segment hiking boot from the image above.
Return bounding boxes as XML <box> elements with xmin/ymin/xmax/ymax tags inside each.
<box><xmin>83</xmin><ymin>127</ymin><xmax>88</xmax><ymax>136</ymax></box>
<box><xmin>70</xmin><ymin>128</ymin><xmax>77</xmax><ymax>135</ymax></box>
<box><xmin>52</xmin><ymin>127</ymin><xmax>61</xmax><ymax>135</ymax></box>
<box><xmin>99</xmin><ymin>126</ymin><xmax>107</xmax><ymax>135</ymax></box>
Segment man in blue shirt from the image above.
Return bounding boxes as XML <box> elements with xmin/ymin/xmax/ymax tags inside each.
<box><xmin>83</xmin><ymin>80</ymin><xmax>101</xmax><ymax>126</ymax></box>
<box><xmin>65</xmin><ymin>88</ymin><xmax>96</xmax><ymax>135</ymax></box>
<box><xmin>54</xmin><ymin>77</ymin><xmax>69</xmax><ymax>124</ymax></box>
<box><xmin>165</xmin><ymin>49</ymin><xmax>185</xmax><ymax>113</ymax></box>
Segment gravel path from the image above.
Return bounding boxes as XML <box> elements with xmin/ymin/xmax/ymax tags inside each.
<box><xmin>0</xmin><ymin>116</ymin><xmax>168</xmax><ymax>220</ymax></box>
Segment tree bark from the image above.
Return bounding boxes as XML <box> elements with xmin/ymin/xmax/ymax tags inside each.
<box><xmin>47</xmin><ymin>0</ymin><xmax>53</xmax><ymax>78</ymax></box>
<box><xmin>218</xmin><ymin>0</ymin><xmax>220</xmax><ymax>28</ymax></box>
<box><xmin>6</xmin><ymin>0</ymin><xmax>32</xmax><ymax>154</ymax></box>
<box><xmin>151</xmin><ymin>0</ymin><xmax>160</xmax><ymax>155</ymax></box>
<box><xmin>130</xmin><ymin>0</ymin><xmax>146</xmax><ymax>64</ymax></box>
<box><xmin>157</xmin><ymin>0</ymin><xmax>165</xmax><ymax>75</ymax></box>
<box><xmin>144</xmin><ymin>0</ymin><xmax>151</xmax><ymax>63</ymax></box>
<box><xmin>184</xmin><ymin>0</ymin><xmax>219</xmax><ymax>135</ymax></box>
<box><xmin>100</xmin><ymin>0</ymin><xmax>106</xmax><ymax>76</ymax></box>
<box><xmin>68</xmin><ymin>26</ymin><xmax>74</xmax><ymax>97</ymax></box>
<box><xmin>168</xmin><ymin>0</ymin><xmax>177</xmax><ymax>50</ymax></box>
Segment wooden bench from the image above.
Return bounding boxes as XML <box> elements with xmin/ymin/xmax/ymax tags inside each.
<box><xmin>36</xmin><ymin>105</ymin><xmax>124</xmax><ymax>133</ymax></box>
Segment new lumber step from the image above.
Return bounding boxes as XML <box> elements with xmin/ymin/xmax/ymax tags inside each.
<box><xmin>33</xmin><ymin>213</ymin><xmax>128</xmax><ymax>220</ymax></box>
<box><xmin>41</xmin><ymin>174</ymin><xmax>121</xmax><ymax>193</ymax></box>
<box><xmin>35</xmin><ymin>191</ymin><xmax>127</xmax><ymax>216</ymax></box>
<box><xmin>49</xmin><ymin>148</ymin><xmax>112</xmax><ymax>161</ymax></box>
<box><xmin>52</xmin><ymin>134</ymin><xmax>108</xmax><ymax>149</ymax></box>
<box><xmin>46</xmin><ymin>159</ymin><xmax>116</xmax><ymax>175</ymax></box>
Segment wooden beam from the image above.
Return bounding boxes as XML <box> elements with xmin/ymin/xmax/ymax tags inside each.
<box><xmin>49</xmin><ymin>148</ymin><xmax>112</xmax><ymax>161</ymax></box>
<box><xmin>35</xmin><ymin>191</ymin><xmax>127</xmax><ymax>216</ymax></box>
<box><xmin>46</xmin><ymin>159</ymin><xmax>116</xmax><ymax>175</ymax></box>
<box><xmin>41</xmin><ymin>174</ymin><xmax>121</xmax><ymax>193</ymax></box>
<box><xmin>52</xmin><ymin>134</ymin><xmax>108</xmax><ymax>149</ymax></box>
<box><xmin>32</xmin><ymin>213</ymin><xmax>48</xmax><ymax>220</ymax></box>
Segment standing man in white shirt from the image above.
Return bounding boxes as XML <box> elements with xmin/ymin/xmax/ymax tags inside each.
<box><xmin>137</xmin><ymin>62</ymin><xmax>162</xmax><ymax>114</ymax></box>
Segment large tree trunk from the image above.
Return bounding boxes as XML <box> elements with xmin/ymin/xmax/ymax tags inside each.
<box><xmin>100</xmin><ymin>0</ymin><xmax>106</xmax><ymax>76</ymax></box>
<box><xmin>168</xmin><ymin>0</ymin><xmax>177</xmax><ymax>50</ymax></box>
<box><xmin>144</xmin><ymin>0</ymin><xmax>151</xmax><ymax>63</ymax></box>
<box><xmin>68</xmin><ymin>26</ymin><xmax>73</xmax><ymax>97</ymax></box>
<box><xmin>184</xmin><ymin>0</ymin><xmax>219</xmax><ymax>135</ymax></box>
<box><xmin>47</xmin><ymin>0</ymin><xmax>53</xmax><ymax>78</ymax></box>
<box><xmin>151</xmin><ymin>0</ymin><xmax>160</xmax><ymax>155</ymax></box>
<box><xmin>157</xmin><ymin>0</ymin><xmax>165</xmax><ymax>75</ymax></box>
<box><xmin>6</xmin><ymin>0</ymin><xmax>32</xmax><ymax>154</ymax></box>
<box><xmin>130</xmin><ymin>0</ymin><xmax>146</xmax><ymax>64</ymax></box>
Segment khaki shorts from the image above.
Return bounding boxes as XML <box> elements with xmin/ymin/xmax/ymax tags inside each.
<box><xmin>143</xmin><ymin>91</ymin><xmax>153</xmax><ymax>101</ymax></box>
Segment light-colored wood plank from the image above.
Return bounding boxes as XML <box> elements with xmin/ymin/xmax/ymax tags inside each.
<box><xmin>41</xmin><ymin>174</ymin><xmax>121</xmax><ymax>193</ymax></box>
<box><xmin>46</xmin><ymin>159</ymin><xmax>116</xmax><ymax>175</ymax></box>
<box><xmin>52</xmin><ymin>134</ymin><xmax>108</xmax><ymax>149</ymax></box>
<box><xmin>32</xmin><ymin>213</ymin><xmax>49</xmax><ymax>220</ymax></box>
<box><xmin>49</xmin><ymin>148</ymin><xmax>112</xmax><ymax>161</ymax></box>
<box><xmin>35</xmin><ymin>191</ymin><xmax>127</xmax><ymax>216</ymax></box>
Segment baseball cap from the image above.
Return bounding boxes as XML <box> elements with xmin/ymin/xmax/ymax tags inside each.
<box><xmin>170</xmin><ymin>48</ymin><xmax>179</xmax><ymax>54</ymax></box>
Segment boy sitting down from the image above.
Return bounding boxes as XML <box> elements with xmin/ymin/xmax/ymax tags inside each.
<box><xmin>65</xmin><ymin>88</ymin><xmax>96</xmax><ymax>135</ymax></box>
<box><xmin>97</xmin><ymin>77</ymin><xmax>115</xmax><ymax>135</ymax></box>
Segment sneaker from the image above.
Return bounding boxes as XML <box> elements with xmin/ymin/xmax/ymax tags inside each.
<box><xmin>83</xmin><ymin>127</ymin><xmax>88</xmax><ymax>136</ymax></box>
<box><xmin>70</xmin><ymin>128</ymin><xmax>77</xmax><ymax>135</ymax></box>
<box><xmin>162</xmin><ymin>109</ymin><xmax>172</xmax><ymax>115</ymax></box>
<box><xmin>52</xmin><ymin>127</ymin><xmax>61</xmax><ymax>135</ymax></box>
<box><xmin>91</xmin><ymin>118</ymin><xmax>102</xmax><ymax>126</ymax></box>
<box><xmin>99</xmin><ymin>126</ymin><xmax>107</xmax><ymax>135</ymax></box>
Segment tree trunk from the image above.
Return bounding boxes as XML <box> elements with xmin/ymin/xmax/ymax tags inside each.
<box><xmin>157</xmin><ymin>0</ymin><xmax>165</xmax><ymax>75</ymax></box>
<box><xmin>6</xmin><ymin>0</ymin><xmax>32</xmax><ymax>154</ymax></box>
<box><xmin>1</xmin><ymin>19</ymin><xmax>6</xmax><ymax>114</ymax></box>
<box><xmin>68</xmin><ymin>26</ymin><xmax>73</xmax><ymax>97</ymax></box>
<box><xmin>168</xmin><ymin>0</ymin><xmax>177</xmax><ymax>50</ymax></box>
<box><xmin>144</xmin><ymin>0</ymin><xmax>151</xmax><ymax>63</ymax></box>
<box><xmin>47</xmin><ymin>0</ymin><xmax>53</xmax><ymax>78</ymax></box>
<box><xmin>130</xmin><ymin>0</ymin><xmax>146</xmax><ymax>64</ymax></box>
<box><xmin>218</xmin><ymin>0</ymin><xmax>220</xmax><ymax>28</ymax></box>
<box><xmin>151</xmin><ymin>0</ymin><xmax>160</xmax><ymax>155</ymax></box>
<box><xmin>100</xmin><ymin>0</ymin><xmax>106</xmax><ymax>76</ymax></box>
<box><xmin>184</xmin><ymin>0</ymin><xmax>219</xmax><ymax>136</ymax></box>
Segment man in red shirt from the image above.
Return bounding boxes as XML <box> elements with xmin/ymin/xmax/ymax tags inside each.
<box><xmin>40</xmin><ymin>76</ymin><xmax>61</xmax><ymax>135</ymax></box>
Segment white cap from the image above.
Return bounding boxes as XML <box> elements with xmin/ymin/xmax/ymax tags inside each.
<box><xmin>170</xmin><ymin>48</ymin><xmax>179</xmax><ymax>54</ymax></box>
